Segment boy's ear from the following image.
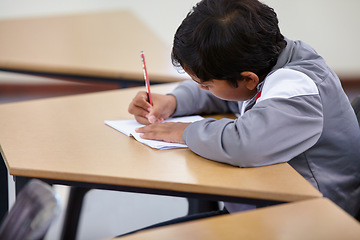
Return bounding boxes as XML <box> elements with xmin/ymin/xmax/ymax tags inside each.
<box><xmin>240</xmin><ymin>71</ymin><xmax>259</xmax><ymax>90</ymax></box>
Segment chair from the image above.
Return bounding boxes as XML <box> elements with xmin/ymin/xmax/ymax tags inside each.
<box><xmin>351</xmin><ymin>96</ymin><xmax>360</xmax><ymax>221</ymax></box>
<box><xmin>351</xmin><ymin>96</ymin><xmax>360</xmax><ymax>126</ymax></box>
<box><xmin>0</xmin><ymin>179</ymin><xmax>60</xmax><ymax>240</ymax></box>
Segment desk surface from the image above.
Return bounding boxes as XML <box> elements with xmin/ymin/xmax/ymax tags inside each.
<box><xmin>116</xmin><ymin>198</ymin><xmax>360</xmax><ymax>240</ymax></box>
<box><xmin>0</xmin><ymin>83</ymin><xmax>321</xmax><ymax>203</ymax></box>
<box><xmin>0</xmin><ymin>11</ymin><xmax>185</xmax><ymax>82</ymax></box>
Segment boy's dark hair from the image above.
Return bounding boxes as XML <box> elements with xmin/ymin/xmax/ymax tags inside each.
<box><xmin>171</xmin><ymin>0</ymin><xmax>287</xmax><ymax>87</ymax></box>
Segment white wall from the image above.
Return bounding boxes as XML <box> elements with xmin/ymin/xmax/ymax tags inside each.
<box><xmin>0</xmin><ymin>0</ymin><xmax>197</xmax><ymax>52</ymax></box>
<box><xmin>0</xmin><ymin>0</ymin><xmax>359</xmax><ymax>78</ymax></box>
<box><xmin>264</xmin><ymin>0</ymin><xmax>360</xmax><ymax>78</ymax></box>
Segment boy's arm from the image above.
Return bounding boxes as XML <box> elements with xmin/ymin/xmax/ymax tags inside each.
<box><xmin>183</xmin><ymin>95</ymin><xmax>323</xmax><ymax>167</ymax></box>
<box><xmin>180</xmin><ymin>69</ymin><xmax>324</xmax><ymax>167</ymax></box>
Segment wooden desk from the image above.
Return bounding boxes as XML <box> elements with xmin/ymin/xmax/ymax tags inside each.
<box><xmin>115</xmin><ymin>198</ymin><xmax>360</xmax><ymax>240</ymax></box>
<box><xmin>0</xmin><ymin>83</ymin><xmax>321</xmax><ymax>239</ymax></box>
<box><xmin>0</xmin><ymin>11</ymin><xmax>185</xmax><ymax>82</ymax></box>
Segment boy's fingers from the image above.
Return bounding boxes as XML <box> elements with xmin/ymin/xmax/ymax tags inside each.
<box><xmin>148</xmin><ymin>115</ymin><xmax>156</xmax><ymax>123</ymax></box>
<box><xmin>129</xmin><ymin>107</ymin><xmax>150</xmax><ymax>119</ymax></box>
<box><xmin>128</xmin><ymin>92</ymin><xmax>152</xmax><ymax>118</ymax></box>
<box><xmin>135</xmin><ymin>122</ymin><xmax>188</xmax><ymax>144</ymax></box>
<box><xmin>148</xmin><ymin>114</ymin><xmax>164</xmax><ymax>124</ymax></box>
<box><xmin>130</xmin><ymin>92</ymin><xmax>152</xmax><ymax>111</ymax></box>
<box><xmin>135</xmin><ymin>126</ymin><xmax>160</xmax><ymax>140</ymax></box>
<box><xmin>148</xmin><ymin>104</ymin><xmax>167</xmax><ymax>123</ymax></box>
<box><xmin>135</xmin><ymin>116</ymin><xmax>150</xmax><ymax>125</ymax></box>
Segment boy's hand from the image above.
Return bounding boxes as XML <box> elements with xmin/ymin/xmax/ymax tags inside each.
<box><xmin>128</xmin><ymin>91</ymin><xmax>177</xmax><ymax>125</ymax></box>
<box><xmin>135</xmin><ymin>122</ymin><xmax>191</xmax><ymax>144</ymax></box>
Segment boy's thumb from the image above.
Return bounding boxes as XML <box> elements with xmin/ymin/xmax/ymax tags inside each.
<box><xmin>148</xmin><ymin>109</ymin><xmax>164</xmax><ymax>123</ymax></box>
<box><xmin>148</xmin><ymin>114</ymin><xmax>157</xmax><ymax>124</ymax></box>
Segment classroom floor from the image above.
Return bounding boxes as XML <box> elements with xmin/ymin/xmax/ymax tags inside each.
<box><xmin>1</xmin><ymin>71</ymin><xmax>360</xmax><ymax>240</ymax></box>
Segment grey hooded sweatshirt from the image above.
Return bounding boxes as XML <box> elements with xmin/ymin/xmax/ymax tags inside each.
<box><xmin>170</xmin><ymin>38</ymin><xmax>360</xmax><ymax>216</ymax></box>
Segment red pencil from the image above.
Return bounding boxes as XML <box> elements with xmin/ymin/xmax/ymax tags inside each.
<box><xmin>140</xmin><ymin>51</ymin><xmax>153</xmax><ymax>105</ymax></box>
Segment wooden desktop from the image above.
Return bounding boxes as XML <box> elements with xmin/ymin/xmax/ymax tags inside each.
<box><xmin>0</xmin><ymin>11</ymin><xmax>185</xmax><ymax>83</ymax></box>
<box><xmin>115</xmin><ymin>198</ymin><xmax>360</xmax><ymax>240</ymax></box>
<box><xmin>0</xmin><ymin>83</ymin><xmax>322</xmax><ymax>239</ymax></box>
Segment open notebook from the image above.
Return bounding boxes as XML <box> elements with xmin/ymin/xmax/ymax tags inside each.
<box><xmin>105</xmin><ymin>115</ymin><xmax>204</xmax><ymax>149</ymax></box>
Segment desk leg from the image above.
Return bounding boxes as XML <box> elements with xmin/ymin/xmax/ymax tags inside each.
<box><xmin>14</xmin><ymin>176</ymin><xmax>32</xmax><ymax>195</ymax></box>
<box><xmin>187</xmin><ymin>199</ymin><xmax>220</xmax><ymax>215</ymax></box>
<box><xmin>60</xmin><ymin>186</ymin><xmax>90</xmax><ymax>240</ymax></box>
<box><xmin>0</xmin><ymin>153</ymin><xmax>8</xmax><ymax>222</ymax></box>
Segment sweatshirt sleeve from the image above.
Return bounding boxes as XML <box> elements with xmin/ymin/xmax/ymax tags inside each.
<box><xmin>182</xmin><ymin>69</ymin><xmax>324</xmax><ymax>167</ymax></box>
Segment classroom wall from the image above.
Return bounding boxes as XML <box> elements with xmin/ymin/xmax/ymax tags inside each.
<box><xmin>0</xmin><ymin>0</ymin><xmax>359</xmax><ymax>79</ymax></box>
<box><xmin>264</xmin><ymin>0</ymin><xmax>360</xmax><ymax>79</ymax></box>
<box><xmin>1</xmin><ymin>1</ymin><xmax>359</xmax><ymax>239</ymax></box>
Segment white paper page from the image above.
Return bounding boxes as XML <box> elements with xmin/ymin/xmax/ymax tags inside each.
<box><xmin>105</xmin><ymin>115</ymin><xmax>204</xmax><ymax>150</ymax></box>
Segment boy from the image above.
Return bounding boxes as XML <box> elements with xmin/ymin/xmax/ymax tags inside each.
<box><xmin>129</xmin><ymin>0</ymin><xmax>360</xmax><ymax>217</ymax></box>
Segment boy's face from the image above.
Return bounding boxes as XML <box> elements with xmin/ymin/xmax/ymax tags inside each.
<box><xmin>188</xmin><ymin>73</ymin><xmax>258</xmax><ymax>102</ymax></box>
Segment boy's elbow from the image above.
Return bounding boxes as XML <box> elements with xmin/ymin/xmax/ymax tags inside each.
<box><xmin>214</xmin><ymin>144</ymin><xmax>269</xmax><ymax>168</ymax></box>
<box><xmin>229</xmin><ymin>152</ymin><xmax>267</xmax><ymax>168</ymax></box>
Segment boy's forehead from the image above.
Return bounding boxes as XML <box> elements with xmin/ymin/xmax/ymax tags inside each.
<box><xmin>186</xmin><ymin>69</ymin><xmax>216</xmax><ymax>83</ymax></box>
